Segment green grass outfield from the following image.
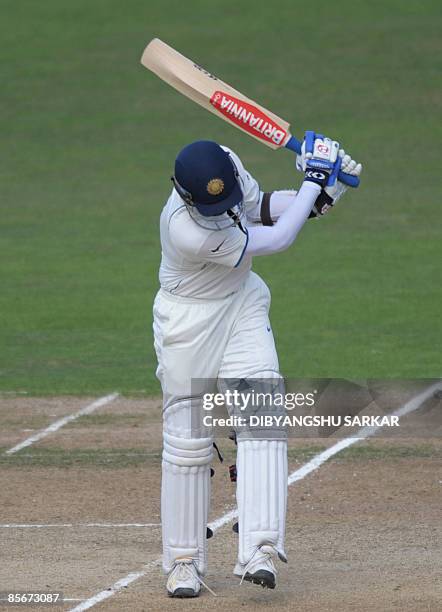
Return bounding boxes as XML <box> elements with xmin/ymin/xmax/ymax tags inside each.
<box><xmin>1</xmin><ymin>0</ymin><xmax>441</xmax><ymax>395</ymax></box>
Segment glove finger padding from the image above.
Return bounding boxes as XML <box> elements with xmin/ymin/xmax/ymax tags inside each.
<box><xmin>343</xmin><ymin>159</ymin><xmax>357</xmax><ymax>174</ymax></box>
<box><xmin>298</xmin><ymin>142</ymin><xmax>362</xmax><ymax>179</ymax></box>
<box><xmin>322</xmin><ymin>158</ymin><xmax>362</xmax><ymax>209</ymax></box>
<box><xmin>341</xmin><ymin>154</ymin><xmax>352</xmax><ymax>168</ymax></box>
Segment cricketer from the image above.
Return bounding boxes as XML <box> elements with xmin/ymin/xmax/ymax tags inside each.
<box><xmin>152</xmin><ymin>132</ymin><xmax>362</xmax><ymax>597</ymax></box>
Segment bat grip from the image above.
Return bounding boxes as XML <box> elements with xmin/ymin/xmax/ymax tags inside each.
<box><xmin>285</xmin><ymin>136</ymin><xmax>360</xmax><ymax>188</ymax></box>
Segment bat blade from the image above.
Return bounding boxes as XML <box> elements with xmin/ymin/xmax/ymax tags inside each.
<box><xmin>140</xmin><ymin>38</ymin><xmax>360</xmax><ymax>188</ymax></box>
<box><xmin>140</xmin><ymin>38</ymin><xmax>292</xmax><ymax>149</ymax></box>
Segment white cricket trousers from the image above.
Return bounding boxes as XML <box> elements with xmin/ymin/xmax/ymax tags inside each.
<box><xmin>153</xmin><ymin>271</ymin><xmax>279</xmax><ymax>396</ymax></box>
<box><xmin>153</xmin><ymin>271</ymin><xmax>286</xmax><ymax>575</ymax></box>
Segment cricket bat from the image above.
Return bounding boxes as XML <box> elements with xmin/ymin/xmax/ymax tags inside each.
<box><xmin>140</xmin><ymin>38</ymin><xmax>359</xmax><ymax>188</ymax></box>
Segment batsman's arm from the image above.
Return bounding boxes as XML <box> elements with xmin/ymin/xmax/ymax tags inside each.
<box><xmin>245</xmin><ymin>181</ymin><xmax>321</xmax><ymax>256</ymax></box>
<box><xmin>245</xmin><ymin>132</ymin><xmax>344</xmax><ymax>256</ymax></box>
<box><xmin>246</xmin><ymin>190</ymin><xmax>311</xmax><ymax>226</ymax></box>
<box><xmin>250</xmin><ymin>190</ymin><xmax>340</xmax><ymax>226</ymax></box>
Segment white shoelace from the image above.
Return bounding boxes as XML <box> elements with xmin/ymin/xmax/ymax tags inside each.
<box><xmin>173</xmin><ymin>560</ymin><xmax>217</xmax><ymax>597</ymax></box>
<box><xmin>239</xmin><ymin>546</ymin><xmax>277</xmax><ymax>586</ymax></box>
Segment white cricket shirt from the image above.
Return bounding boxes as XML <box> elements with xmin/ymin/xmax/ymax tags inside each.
<box><xmin>159</xmin><ymin>147</ymin><xmax>260</xmax><ymax>299</ymax></box>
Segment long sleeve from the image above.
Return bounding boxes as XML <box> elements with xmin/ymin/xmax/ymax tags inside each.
<box><xmin>245</xmin><ymin>182</ymin><xmax>321</xmax><ymax>256</ymax></box>
<box><xmin>246</xmin><ymin>189</ymin><xmax>299</xmax><ymax>225</ymax></box>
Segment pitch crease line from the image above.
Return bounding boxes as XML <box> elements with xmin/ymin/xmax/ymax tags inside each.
<box><xmin>0</xmin><ymin>523</ymin><xmax>160</xmax><ymax>529</ymax></box>
<box><xmin>5</xmin><ymin>393</ymin><xmax>119</xmax><ymax>455</ymax></box>
<box><xmin>69</xmin><ymin>381</ymin><xmax>441</xmax><ymax>612</ymax></box>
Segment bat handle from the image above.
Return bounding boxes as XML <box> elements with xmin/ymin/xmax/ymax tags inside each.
<box><xmin>285</xmin><ymin>136</ymin><xmax>360</xmax><ymax>188</ymax></box>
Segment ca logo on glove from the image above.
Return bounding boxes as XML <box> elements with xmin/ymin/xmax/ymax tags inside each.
<box><xmin>317</xmin><ymin>143</ymin><xmax>330</xmax><ymax>154</ymax></box>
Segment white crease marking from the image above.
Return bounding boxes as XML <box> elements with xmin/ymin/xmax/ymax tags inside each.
<box><xmin>5</xmin><ymin>393</ymin><xmax>119</xmax><ymax>455</ymax></box>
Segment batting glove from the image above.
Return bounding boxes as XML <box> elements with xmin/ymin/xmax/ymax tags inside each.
<box><xmin>309</xmin><ymin>150</ymin><xmax>363</xmax><ymax>217</ymax></box>
<box><xmin>296</xmin><ymin>131</ymin><xmax>340</xmax><ymax>188</ymax></box>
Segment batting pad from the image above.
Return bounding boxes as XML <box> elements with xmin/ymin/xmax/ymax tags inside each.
<box><xmin>236</xmin><ymin>439</ymin><xmax>288</xmax><ymax>565</ymax></box>
<box><xmin>162</xmin><ymin>401</ymin><xmax>213</xmax><ymax>575</ymax></box>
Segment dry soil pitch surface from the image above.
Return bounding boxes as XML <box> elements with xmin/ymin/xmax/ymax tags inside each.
<box><xmin>0</xmin><ymin>392</ymin><xmax>441</xmax><ymax>611</ymax></box>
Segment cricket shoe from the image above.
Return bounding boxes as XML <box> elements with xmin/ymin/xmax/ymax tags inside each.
<box><xmin>166</xmin><ymin>558</ymin><xmax>216</xmax><ymax>598</ymax></box>
<box><xmin>234</xmin><ymin>544</ymin><xmax>277</xmax><ymax>589</ymax></box>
